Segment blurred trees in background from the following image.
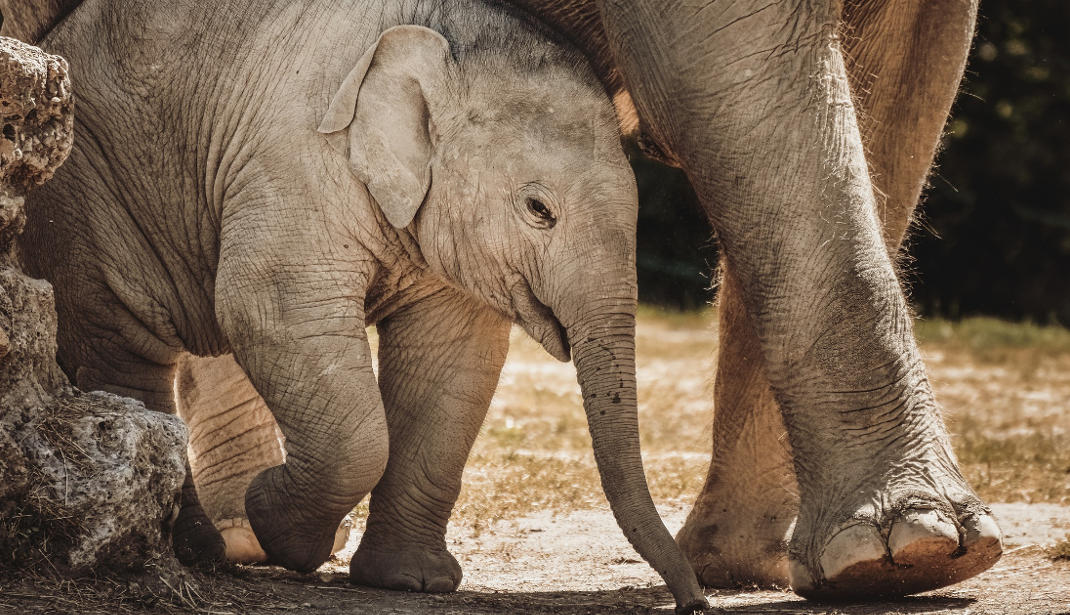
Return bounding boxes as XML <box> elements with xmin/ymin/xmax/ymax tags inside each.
<box><xmin>632</xmin><ymin>149</ymin><xmax>715</xmax><ymax>311</ymax></box>
<box><xmin>634</xmin><ymin>0</ymin><xmax>1070</xmax><ymax>326</ymax></box>
<box><xmin>910</xmin><ymin>1</ymin><xmax>1069</xmax><ymax>326</ymax></box>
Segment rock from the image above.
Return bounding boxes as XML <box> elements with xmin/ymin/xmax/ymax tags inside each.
<box><xmin>0</xmin><ymin>36</ymin><xmax>188</xmax><ymax>574</ymax></box>
<box><xmin>2</xmin><ymin>391</ymin><xmax>187</xmax><ymax>572</ymax></box>
<box><xmin>0</xmin><ymin>37</ymin><xmax>74</xmax><ymax>196</ymax></box>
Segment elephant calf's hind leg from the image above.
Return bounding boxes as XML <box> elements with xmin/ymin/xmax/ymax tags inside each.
<box><xmin>176</xmin><ymin>354</ymin><xmax>352</xmax><ymax>564</ymax></box>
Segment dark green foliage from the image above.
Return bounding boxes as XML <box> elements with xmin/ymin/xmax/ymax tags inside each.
<box><xmin>632</xmin><ymin>2</ymin><xmax>1069</xmax><ymax>324</ymax></box>
<box><xmin>909</xmin><ymin>0</ymin><xmax>1070</xmax><ymax>326</ymax></box>
<box><xmin>632</xmin><ymin>147</ymin><xmax>718</xmax><ymax>310</ymax></box>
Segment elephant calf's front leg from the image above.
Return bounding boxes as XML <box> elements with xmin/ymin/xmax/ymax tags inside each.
<box><xmin>216</xmin><ymin>208</ymin><xmax>388</xmax><ymax>573</ymax></box>
<box><xmin>351</xmin><ymin>289</ymin><xmax>510</xmax><ymax>592</ymax></box>
<box><xmin>176</xmin><ymin>354</ymin><xmax>350</xmax><ymax>564</ymax></box>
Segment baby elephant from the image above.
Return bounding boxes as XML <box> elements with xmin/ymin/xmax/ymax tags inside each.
<box><xmin>24</xmin><ymin>0</ymin><xmax>704</xmax><ymax>610</ymax></box>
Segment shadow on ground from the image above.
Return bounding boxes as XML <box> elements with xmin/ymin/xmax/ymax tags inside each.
<box><xmin>3</xmin><ymin>545</ymin><xmax>1067</xmax><ymax>615</ymax></box>
<box><xmin>227</xmin><ymin>569</ymin><xmax>981</xmax><ymax>614</ymax></box>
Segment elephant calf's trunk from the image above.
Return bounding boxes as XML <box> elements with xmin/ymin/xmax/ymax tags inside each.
<box><xmin>569</xmin><ymin>321</ymin><xmax>708</xmax><ymax>613</ymax></box>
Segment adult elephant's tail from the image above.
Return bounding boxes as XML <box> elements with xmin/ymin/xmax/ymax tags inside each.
<box><xmin>0</xmin><ymin>0</ymin><xmax>84</xmax><ymax>43</ymax></box>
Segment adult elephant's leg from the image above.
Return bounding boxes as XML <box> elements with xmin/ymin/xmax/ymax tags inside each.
<box><xmin>599</xmin><ymin>0</ymin><xmax>999</xmax><ymax>598</ymax></box>
<box><xmin>351</xmin><ymin>288</ymin><xmax>509</xmax><ymax>592</ymax></box>
<box><xmin>676</xmin><ymin>0</ymin><xmax>983</xmax><ymax>589</ymax></box>
<box><xmin>676</xmin><ymin>267</ymin><xmax>796</xmax><ymax>587</ymax></box>
<box><xmin>842</xmin><ymin>0</ymin><xmax>979</xmax><ymax>248</ymax></box>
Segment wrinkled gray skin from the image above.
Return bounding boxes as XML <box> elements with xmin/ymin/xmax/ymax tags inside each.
<box><xmin>505</xmin><ymin>0</ymin><xmax>1002</xmax><ymax>602</ymax></box>
<box><xmin>4</xmin><ymin>0</ymin><xmax>1003</xmax><ymax>606</ymax></box>
<box><xmin>11</xmin><ymin>0</ymin><xmax>705</xmax><ymax>608</ymax></box>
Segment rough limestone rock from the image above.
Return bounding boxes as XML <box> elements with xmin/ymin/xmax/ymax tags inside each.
<box><xmin>0</xmin><ymin>36</ymin><xmax>188</xmax><ymax>574</ymax></box>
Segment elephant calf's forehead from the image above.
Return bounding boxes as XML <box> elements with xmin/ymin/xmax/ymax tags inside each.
<box><xmin>465</xmin><ymin>76</ymin><xmax>619</xmax><ymax>155</ymax></box>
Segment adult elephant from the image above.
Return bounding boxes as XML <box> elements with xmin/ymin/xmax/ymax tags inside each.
<box><xmin>1</xmin><ymin>0</ymin><xmax>1001</xmax><ymax>600</ymax></box>
<box><xmin>501</xmin><ymin>0</ymin><xmax>1001</xmax><ymax>600</ymax></box>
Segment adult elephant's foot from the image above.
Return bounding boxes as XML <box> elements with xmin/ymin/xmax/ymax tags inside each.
<box><xmin>676</xmin><ymin>474</ymin><xmax>796</xmax><ymax>587</ymax></box>
<box><xmin>788</xmin><ymin>465</ymin><xmax>1002</xmax><ymax>599</ymax></box>
<box><xmin>675</xmin><ymin>333</ymin><xmax>799</xmax><ymax>589</ymax></box>
<box><xmin>217</xmin><ymin>517</ymin><xmax>351</xmax><ymax>564</ymax></box>
<box><xmin>350</xmin><ymin>542</ymin><xmax>462</xmax><ymax>592</ymax></box>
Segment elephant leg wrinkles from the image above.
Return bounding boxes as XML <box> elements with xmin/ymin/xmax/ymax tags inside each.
<box><xmin>352</xmin><ymin>288</ymin><xmax>510</xmax><ymax>592</ymax></box>
<box><xmin>676</xmin><ymin>266</ymin><xmax>797</xmax><ymax>588</ymax></box>
<box><xmin>781</xmin><ymin>0</ymin><xmax>999</xmax><ymax>598</ymax></box>
<box><xmin>176</xmin><ymin>354</ymin><xmax>351</xmax><ymax>564</ymax></box>
<box><xmin>598</xmin><ymin>0</ymin><xmax>1000</xmax><ymax>598</ymax></box>
<box><xmin>215</xmin><ymin>182</ymin><xmax>389</xmax><ymax>574</ymax></box>
<box><xmin>678</xmin><ymin>0</ymin><xmax>987</xmax><ymax>589</ymax></box>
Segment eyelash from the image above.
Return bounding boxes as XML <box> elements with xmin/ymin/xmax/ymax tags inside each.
<box><xmin>526</xmin><ymin>198</ymin><xmax>557</xmax><ymax>227</ymax></box>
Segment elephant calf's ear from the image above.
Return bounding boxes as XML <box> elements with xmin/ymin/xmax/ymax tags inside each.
<box><xmin>318</xmin><ymin>25</ymin><xmax>451</xmax><ymax>229</ymax></box>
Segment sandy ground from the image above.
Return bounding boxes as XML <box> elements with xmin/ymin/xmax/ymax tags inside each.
<box><xmin>275</xmin><ymin>502</ymin><xmax>1070</xmax><ymax>615</ymax></box>
<box><xmin>7</xmin><ymin>502</ymin><xmax>1065</xmax><ymax>615</ymax></box>
<box><xmin>2</xmin><ymin>312</ymin><xmax>1068</xmax><ymax>614</ymax></box>
<box><xmin>7</xmin><ymin>503</ymin><xmax>1064</xmax><ymax>615</ymax></box>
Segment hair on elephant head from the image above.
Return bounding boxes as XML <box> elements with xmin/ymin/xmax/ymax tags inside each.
<box><xmin>318</xmin><ymin>23</ymin><xmax>639</xmax><ymax>363</ymax></box>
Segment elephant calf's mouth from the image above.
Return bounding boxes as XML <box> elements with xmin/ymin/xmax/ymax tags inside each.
<box><xmin>511</xmin><ymin>282</ymin><xmax>571</xmax><ymax>362</ymax></box>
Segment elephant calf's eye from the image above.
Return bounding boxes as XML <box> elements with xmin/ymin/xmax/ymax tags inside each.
<box><xmin>526</xmin><ymin>198</ymin><xmax>557</xmax><ymax>227</ymax></box>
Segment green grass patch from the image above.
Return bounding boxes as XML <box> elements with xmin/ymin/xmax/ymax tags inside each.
<box><xmin>915</xmin><ymin>316</ymin><xmax>1070</xmax><ymax>361</ymax></box>
<box><xmin>955</xmin><ymin>427</ymin><xmax>1070</xmax><ymax>504</ymax></box>
<box><xmin>636</xmin><ymin>304</ymin><xmax>716</xmax><ymax>330</ymax></box>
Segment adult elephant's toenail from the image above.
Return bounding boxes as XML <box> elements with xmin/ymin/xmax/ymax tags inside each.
<box><xmin>888</xmin><ymin>509</ymin><xmax>958</xmax><ymax>562</ymax></box>
<box><xmin>819</xmin><ymin>523</ymin><xmax>886</xmax><ymax>580</ymax></box>
<box><xmin>962</xmin><ymin>514</ymin><xmax>1003</xmax><ymax>552</ymax></box>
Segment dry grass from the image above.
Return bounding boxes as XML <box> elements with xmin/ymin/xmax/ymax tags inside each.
<box><xmin>447</xmin><ymin>306</ymin><xmax>716</xmax><ymax>528</ymax></box>
<box><xmin>920</xmin><ymin>318</ymin><xmax>1070</xmax><ymax>505</ymax></box>
<box><xmin>0</xmin><ymin>561</ymin><xmax>263</xmax><ymax>615</ymax></box>
<box><xmin>403</xmin><ymin>310</ymin><xmax>1070</xmax><ymax>528</ymax></box>
<box><xmin>1050</xmin><ymin>536</ymin><xmax>1070</xmax><ymax>561</ymax></box>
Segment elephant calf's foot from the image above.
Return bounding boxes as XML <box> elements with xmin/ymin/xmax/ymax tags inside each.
<box><xmin>350</xmin><ymin>543</ymin><xmax>462</xmax><ymax>593</ymax></box>
<box><xmin>789</xmin><ymin>479</ymin><xmax>1002</xmax><ymax>599</ymax></box>
<box><xmin>217</xmin><ymin>517</ymin><xmax>350</xmax><ymax>564</ymax></box>
<box><xmin>245</xmin><ymin>469</ymin><xmax>356</xmax><ymax>573</ymax></box>
<box><xmin>173</xmin><ymin>502</ymin><xmax>227</xmax><ymax>567</ymax></box>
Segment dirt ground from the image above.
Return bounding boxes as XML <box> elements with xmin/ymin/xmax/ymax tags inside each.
<box><xmin>3</xmin><ymin>504</ymin><xmax>1067</xmax><ymax>615</ymax></box>
<box><xmin>2</xmin><ymin>310</ymin><xmax>1068</xmax><ymax>614</ymax></box>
